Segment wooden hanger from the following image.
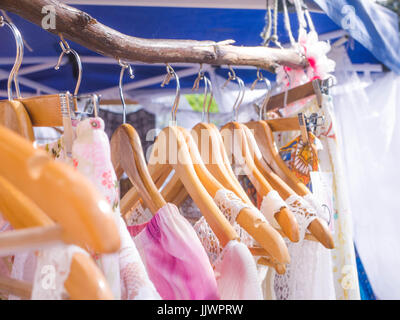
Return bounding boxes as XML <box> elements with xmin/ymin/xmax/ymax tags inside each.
<box><xmin>16</xmin><ymin>36</ymin><xmax>100</xmax><ymax>138</ymax></box>
<box><xmin>0</xmin><ymin>275</ymin><xmax>32</xmax><ymax>300</ymax></box>
<box><xmin>0</xmin><ymin>126</ymin><xmax>119</xmax><ymax>299</ymax></box>
<box><xmin>245</xmin><ymin>79</ymin><xmax>334</xmax><ymax>249</ymax></box>
<box><xmin>263</xmin><ymin>79</ymin><xmax>323</xmax><ymax>113</ymax></box>
<box><xmin>111</xmin><ymin>60</ymin><xmax>166</xmax><ymax>215</ymax></box>
<box><xmin>122</xmin><ymin>68</ymin><xmax>291</xmax><ymax>264</ymax></box>
<box><xmin>155</xmin><ymin>70</ymin><xmax>252</xmax><ymax>207</ymax></box>
<box><xmin>0</xmin><ymin>125</ymin><xmax>120</xmax><ymax>253</ymax></box>
<box><xmin>131</xmin><ymin>69</ymin><xmax>290</xmax><ymax>264</ymax></box>
<box><xmin>146</xmin><ymin>65</ymin><xmax>239</xmax><ymax>248</ymax></box>
<box><xmin>178</xmin><ymin>126</ymin><xmax>290</xmax><ymax>264</ymax></box>
<box><xmin>189</xmin><ymin>71</ymin><xmax>255</xmax><ymax>205</ymax></box>
<box><xmin>219</xmin><ymin>68</ymin><xmax>299</xmax><ymax>242</ymax></box>
<box><xmin>149</xmin><ymin>124</ymin><xmax>239</xmax><ymax>247</ymax></box>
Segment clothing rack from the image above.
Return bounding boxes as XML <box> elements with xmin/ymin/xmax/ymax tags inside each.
<box><xmin>0</xmin><ymin>0</ymin><xmax>308</xmax><ymax>73</ymax></box>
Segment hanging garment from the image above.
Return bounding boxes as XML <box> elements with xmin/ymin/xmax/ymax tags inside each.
<box><xmin>279</xmin><ymin>132</ymin><xmax>320</xmax><ymax>190</ymax></box>
<box><xmin>98</xmin><ymin>108</ymin><xmax>155</xmax><ymax>159</ymax></box>
<box><xmin>275</xmin><ymin>94</ymin><xmax>360</xmax><ymax>300</ymax></box>
<box><xmin>133</xmin><ymin>190</ymin><xmax>263</xmax><ymax>299</ymax></box>
<box><xmin>237</xmin><ymin>175</ymin><xmax>261</xmax><ymax>208</ymax></box>
<box><xmin>261</xmin><ymin>190</ymin><xmax>335</xmax><ymax>300</ymax></box>
<box><xmin>40</xmin><ymin>117</ymin><xmax>161</xmax><ymax>300</ymax></box>
<box><xmin>329</xmin><ymin>47</ymin><xmax>393</xmax><ymax>299</ymax></box>
<box><xmin>30</xmin><ymin>244</ymin><xmax>89</xmax><ymax>300</ymax></box>
<box><xmin>191</xmin><ymin>189</ymin><xmax>263</xmax><ymax>300</ymax></box>
<box><xmin>71</xmin><ymin>117</ymin><xmax>161</xmax><ymax>300</ymax></box>
<box><xmin>127</xmin><ymin>203</ymin><xmax>219</xmax><ymax>300</ymax></box>
<box><xmin>0</xmin><ymin>216</ymin><xmax>13</xmax><ymax>300</ymax></box>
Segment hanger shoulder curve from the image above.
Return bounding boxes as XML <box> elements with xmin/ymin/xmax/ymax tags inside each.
<box><xmin>148</xmin><ymin>125</ymin><xmax>238</xmax><ymax>247</ymax></box>
<box><xmin>0</xmin><ymin>100</ymin><xmax>34</xmax><ymax>141</ymax></box>
<box><xmin>181</xmin><ymin>126</ymin><xmax>290</xmax><ymax>263</ymax></box>
<box><xmin>191</xmin><ymin>122</ymin><xmax>253</xmax><ymax>205</ymax></box>
<box><xmin>111</xmin><ymin>124</ymin><xmax>166</xmax><ymax>215</ymax></box>
<box><xmin>0</xmin><ymin>150</ymin><xmax>115</xmax><ymax>300</ymax></box>
<box><xmin>0</xmin><ymin>125</ymin><xmax>120</xmax><ymax>253</ymax></box>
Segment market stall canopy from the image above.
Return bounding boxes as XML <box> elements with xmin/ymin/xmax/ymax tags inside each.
<box><xmin>0</xmin><ymin>1</ymin><xmax>398</xmax><ymax>99</ymax></box>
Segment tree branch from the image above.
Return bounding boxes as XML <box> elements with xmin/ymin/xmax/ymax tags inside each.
<box><xmin>0</xmin><ymin>0</ymin><xmax>308</xmax><ymax>72</ymax></box>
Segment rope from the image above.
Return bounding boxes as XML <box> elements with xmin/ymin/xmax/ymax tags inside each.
<box><xmin>283</xmin><ymin>0</ymin><xmax>296</xmax><ymax>46</ymax></box>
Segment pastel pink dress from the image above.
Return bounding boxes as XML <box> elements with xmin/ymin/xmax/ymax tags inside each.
<box><xmin>127</xmin><ymin>203</ymin><xmax>220</xmax><ymax>300</ymax></box>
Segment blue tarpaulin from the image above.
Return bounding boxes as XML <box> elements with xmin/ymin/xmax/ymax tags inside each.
<box><xmin>314</xmin><ymin>0</ymin><xmax>400</xmax><ymax>73</ymax></box>
<box><xmin>0</xmin><ymin>2</ymin><xmax>398</xmax><ymax>96</ymax></box>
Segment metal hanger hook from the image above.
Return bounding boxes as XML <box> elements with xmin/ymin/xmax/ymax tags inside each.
<box><xmin>192</xmin><ymin>64</ymin><xmax>213</xmax><ymax>122</ymax></box>
<box><xmin>118</xmin><ymin>59</ymin><xmax>135</xmax><ymax>124</ymax></box>
<box><xmin>222</xmin><ymin>66</ymin><xmax>244</xmax><ymax>121</ymax></box>
<box><xmin>54</xmin><ymin>34</ymin><xmax>82</xmax><ymax>98</ymax></box>
<box><xmin>250</xmin><ymin>69</ymin><xmax>272</xmax><ymax>120</ymax></box>
<box><xmin>161</xmin><ymin>64</ymin><xmax>180</xmax><ymax>124</ymax></box>
<box><xmin>192</xmin><ymin>63</ymin><xmax>205</xmax><ymax>92</ymax></box>
<box><xmin>234</xmin><ymin>76</ymin><xmax>245</xmax><ymax>121</ymax></box>
<box><xmin>205</xmin><ymin>77</ymin><xmax>214</xmax><ymax>123</ymax></box>
<box><xmin>222</xmin><ymin>65</ymin><xmax>237</xmax><ymax>89</ymax></box>
<box><xmin>0</xmin><ymin>16</ymin><xmax>24</xmax><ymax>100</ymax></box>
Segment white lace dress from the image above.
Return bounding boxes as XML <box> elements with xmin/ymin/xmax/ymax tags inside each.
<box><xmin>260</xmin><ymin>191</ymin><xmax>335</xmax><ymax>300</ymax></box>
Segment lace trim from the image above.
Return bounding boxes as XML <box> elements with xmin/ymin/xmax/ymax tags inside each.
<box><xmin>285</xmin><ymin>194</ymin><xmax>317</xmax><ymax>241</ymax></box>
<box><xmin>193</xmin><ymin>189</ymin><xmax>258</xmax><ymax>264</ymax></box>
<box><xmin>303</xmin><ymin>193</ymin><xmax>330</xmax><ymax>223</ymax></box>
<box><xmin>193</xmin><ymin>217</ymin><xmax>222</xmax><ymax>264</ymax></box>
<box><xmin>259</xmin><ymin>190</ymin><xmax>288</xmax><ymax>229</ymax></box>
<box><xmin>125</xmin><ymin>202</ymin><xmax>153</xmax><ymax>226</ymax></box>
<box><xmin>214</xmin><ymin>189</ymin><xmax>256</xmax><ymax>247</ymax></box>
<box><xmin>31</xmin><ymin>244</ymin><xmax>89</xmax><ymax>300</ymax></box>
<box><xmin>213</xmin><ymin>189</ymin><xmax>251</xmax><ymax>224</ymax></box>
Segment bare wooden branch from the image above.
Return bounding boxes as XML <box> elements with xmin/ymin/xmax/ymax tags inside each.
<box><xmin>0</xmin><ymin>0</ymin><xmax>308</xmax><ymax>72</ymax></box>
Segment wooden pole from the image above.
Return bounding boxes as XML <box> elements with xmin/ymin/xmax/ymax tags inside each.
<box><xmin>0</xmin><ymin>0</ymin><xmax>308</xmax><ymax>72</ymax></box>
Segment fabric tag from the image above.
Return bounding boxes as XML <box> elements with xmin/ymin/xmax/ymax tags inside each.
<box><xmin>310</xmin><ymin>171</ymin><xmax>334</xmax><ymax>234</ymax></box>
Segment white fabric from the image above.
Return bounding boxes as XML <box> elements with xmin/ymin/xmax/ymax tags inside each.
<box><xmin>8</xmin><ymin>252</ymin><xmax>37</xmax><ymax>300</ymax></box>
<box><xmin>116</xmin><ymin>213</ymin><xmax>161</xmax><ymax>300</ymax></box>
<box><xmin>259</xmin><ymin>190</ymin><xmax>288</xmax><ymax>229</ymax></box>
<box><xmin>285</xmin><ymin>194</ymin><xmax>318</xmax><ymax>241</ymax></box>
<box><xmin>193</xmin><ymin>189</ymin><xmax>256</xmax><ymax>263</ymax></box>
<box><xmin>303</xmin><ymin>193</ymin><xmax>330</xmax><ymax>224</ymax></box>
<box><xmin>31</xmin><ymin>244</ymin><xmax>89</xmax><ymax>300</ymax></box>
<box><xmin>126</xmin><ymin>202</ymin><xmax>153</xmax><ymax>226</ymax></box>
<box><xmin>272</xmin><ymin>196</ymin><xmax>335</xmax><ymax>300</ymax></box>
<box><xmin>273</xmin><ymin>53</ymin><xmax>361</xmax><ymax>299</ymax></box>
<box><xmin>190</xmin><ymin>189</ymin><xmax>263</xmax><ymax>300</ymax></box>
<box><xmin>331</xmin><ymin>46</ymin><xmax>400</xmax><ymax>299</ymax></box>
<box><xmin>273</xmin><ymin>239</ymin><xmax>335</xmax><ymax>300</ymax></box>
<box><xmin>214</xmin><ymin>240</ymin><xmax>263</xmax><ymax>300</ymax></box>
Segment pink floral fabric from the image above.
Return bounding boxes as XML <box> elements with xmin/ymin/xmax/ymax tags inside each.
<box><xmin>70</xmin><ymin>117</ymin><xmax>160</xmax><ymax>300</ymax></box>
